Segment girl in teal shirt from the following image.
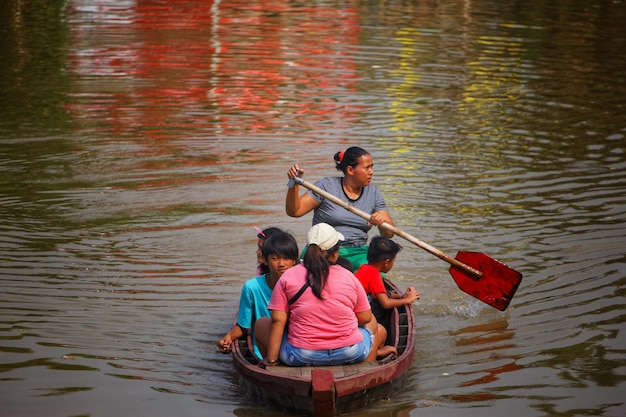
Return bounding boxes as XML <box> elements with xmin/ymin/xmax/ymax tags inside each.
<box><xmin>217</xmin><ymin>231</ymin><xmax>299</xmax><ymax>358</ymax></box>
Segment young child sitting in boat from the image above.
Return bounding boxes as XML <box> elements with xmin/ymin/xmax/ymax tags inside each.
<box><xmin>355</xmin><ymin>236</ymin><xmax>420</xmax><ymax>330</ymax></box>
<box><xmin>253</xmin><ymin>226</ymin><xmax>284</xmax><ymax>276</ymax></box>
<box><xmin>218</xmin><ymin>230</ymin><xmax>299</xmax><ymax>358</ymax></box>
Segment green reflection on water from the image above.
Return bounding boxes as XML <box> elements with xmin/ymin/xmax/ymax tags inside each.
<box><xmin>37</xmin><ymin>386</ymin><xmax>94</xmax><ymax>397</ymax></box>
<box><xmin>0</xmin><ymin>357</ymin><xmax>99</xmax><ymax>373</ymax></box>
<box><xmin>0</xmin><ymin>0</ymin><xmax>72</xmax><ymax>137</ymax></box>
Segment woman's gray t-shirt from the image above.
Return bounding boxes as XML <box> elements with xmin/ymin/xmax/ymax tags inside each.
<box><xmin>307</xmin><ymin>176</ymin><xmax>388</xmax><ymax>247</ymax></box>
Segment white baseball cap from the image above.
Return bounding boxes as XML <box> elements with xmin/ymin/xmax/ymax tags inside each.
<box><xmin>307</xmin><ymin>223</ymin><xmax>345</xmax><ymax>251</ymax></box>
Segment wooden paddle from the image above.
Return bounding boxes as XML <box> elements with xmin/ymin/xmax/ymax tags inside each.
<box><xmin>293</xmin><ymin>177</ymin><xmax>523</xmax><ymax>311</ymax></box>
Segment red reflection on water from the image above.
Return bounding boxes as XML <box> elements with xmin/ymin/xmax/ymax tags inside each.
<box><xmin>66</xmin><ymin>0</ymin><xmax>361</xmax><ymax>140</ymax></box>
<box><xmin>448</xmin><ymin>319</ymin><xmax>523</xmax><ymax>399</ymax></box>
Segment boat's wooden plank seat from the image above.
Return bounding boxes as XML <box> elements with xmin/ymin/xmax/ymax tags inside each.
<box><xmin>265</xmin><ymin>361</ymin><xmax>380</xmax><ymax>378</ymax></box>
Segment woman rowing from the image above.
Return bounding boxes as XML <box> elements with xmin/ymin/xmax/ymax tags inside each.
<box><xmin>286</xmin><ymin>146</ymin><xmax>395</xmax><ymax>270</ymax></box>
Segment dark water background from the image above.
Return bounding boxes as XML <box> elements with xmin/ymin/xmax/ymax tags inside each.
<box><xmin>1</xmin><ymin>1</ymin><xmax>625</xmax><ymax>416</ymax></box>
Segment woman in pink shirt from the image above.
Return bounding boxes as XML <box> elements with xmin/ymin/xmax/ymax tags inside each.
<box><xmin>255</xmin><ymin>223</ymin><xmax>394</xmax><ymax>367</ymax></box>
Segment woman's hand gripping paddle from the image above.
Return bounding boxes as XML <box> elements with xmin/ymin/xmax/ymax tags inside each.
<box><xmin>293</xmin><ymin>177</ymin><xmax>522</xmax><ymax>311</ymax></box>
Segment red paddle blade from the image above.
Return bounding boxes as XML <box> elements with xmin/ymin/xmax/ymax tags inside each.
<box><xmin>449</xmin><ymin>251</ymin><xmax>523</xmax><ymax>311</ymax></box>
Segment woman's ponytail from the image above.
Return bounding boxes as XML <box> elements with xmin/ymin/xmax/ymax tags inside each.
<box><xmin>303</xmin><ymin>243</ymin><xmax>342</xmax><ymax>299</ymax></box>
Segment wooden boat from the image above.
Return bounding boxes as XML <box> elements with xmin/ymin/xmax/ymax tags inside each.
<box><xmin>231</xmin><ymin>279</ymin><xmax>416</xmax><ymax>417</ymax></box>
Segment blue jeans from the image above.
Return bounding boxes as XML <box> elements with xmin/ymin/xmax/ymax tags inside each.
<box><xmin>279</xmin><ymin>327</ymin><xmax>374</xmax><ymax>366</ymax></box>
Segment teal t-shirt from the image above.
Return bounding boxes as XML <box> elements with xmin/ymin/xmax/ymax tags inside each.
<box><xmin>236</xmin><ymin>274</ymin><xmax>272</xmax><ymax>359</ymax></box>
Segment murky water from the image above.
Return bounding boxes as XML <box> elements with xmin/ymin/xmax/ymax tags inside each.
<box><xmin>1</xmin><ymin>0</ymin><xmax>625</xmax><ymax>416</ymax></box>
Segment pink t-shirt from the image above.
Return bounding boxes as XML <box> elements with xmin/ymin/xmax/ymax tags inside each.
<box><xmin>269</xmin><ymin>264</ymin><xmax>371</xmax><ymax>350</ymax></box>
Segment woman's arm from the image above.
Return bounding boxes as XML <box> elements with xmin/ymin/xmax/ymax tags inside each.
<box><xmin>285</xmin><ymin>164</ymin><xmax>320</xmax><ymax>217</ymax></box>
<box><xmin>372</xmin><ymin>209</ymin><xmax>395</xmax><ymax>238</ymax></box>
<box><xmin>263</xmin><ymin>310</ymin><xmax>288</xmax><ymax>366</ymax></box>
<box><xmin>355</xmin><ymin>309</ymin><xmax>373</xmax><ymax>327</ymax></box>
<box><xmin>286</xmin><ymin>187</ymin><xmax>319</xmax><ymax>217</ymax></box>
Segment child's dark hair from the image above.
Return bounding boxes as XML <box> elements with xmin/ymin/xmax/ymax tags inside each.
<box><xmin>334</xmin><ymin>146</ymin><xmax>369</xmax><ymax>174</ymax></box>
<box><xmin>367</xmin><ymin>236</ymin><xmax>402</xmax><ymax>263</ymax></box>
<box><xmin>261</xmin><ymin>231</ymin><xmax>300</xmax><ymax>264</ymax></box>
<box><xmin>334</xmin><ymin>256</ymin><xmax>354</xmax><ymax>272</ymax></box>
<box><xmin>303</xmin><ymin>242</ymin><xmax>340</xmax><ymax>299</ymax></box>
<box><xmin>258</xmin><ymin>227</ymin><xmax>285</xmax><ymax>274</ymax></box>
<box><xmin>257</xmin><ymin>226</ymin><xmax>283</xmax><ymax>240</ymax></box>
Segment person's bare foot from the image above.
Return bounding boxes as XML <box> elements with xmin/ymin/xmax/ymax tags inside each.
<box><xmin>377</xmin><ymin>345</ymin><xmax>397</xmax><ymax>358</ymax></box>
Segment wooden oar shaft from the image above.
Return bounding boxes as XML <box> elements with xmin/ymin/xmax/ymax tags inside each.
<box><xmin>295</xmin><ymin>178</ymin><xmax>483</xmax><ymax>278</ymax></box>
